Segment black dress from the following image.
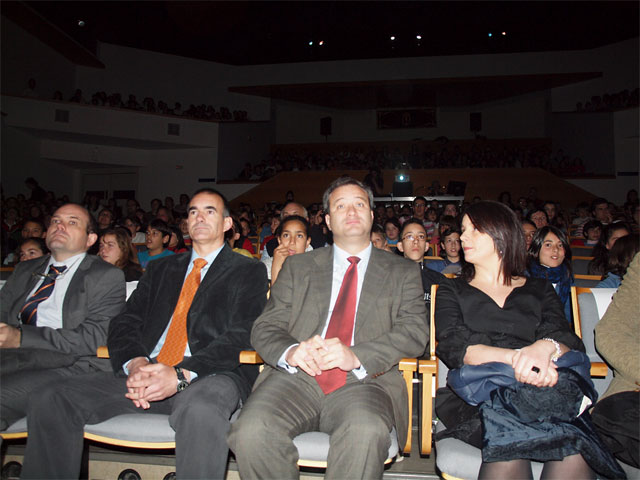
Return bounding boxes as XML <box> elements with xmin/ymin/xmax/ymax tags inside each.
<box><xmin>433</xmin><ymin>277</ymin><xmax>626</xmax><ymax>478</ymax></box>
<box><xmin>434</xmin><ymin>277</ymin><xmax>584</xmax><ymax>447</ymax></box>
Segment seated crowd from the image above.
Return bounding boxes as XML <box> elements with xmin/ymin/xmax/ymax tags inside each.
<box><xmin>0</xmin><ymin>177</ymin><xmax>638</xmax><ymax>478</ymax></box>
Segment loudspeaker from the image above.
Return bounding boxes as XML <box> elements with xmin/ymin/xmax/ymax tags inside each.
<box><xmin>320</xmin><ymin>117</ymin><xmax>332</xmax><ymax>136</ymax></box>
<box><xmin>470</xmin><ymin>112</ymin><xmax>481</xmax><ymax>132</ymax></box>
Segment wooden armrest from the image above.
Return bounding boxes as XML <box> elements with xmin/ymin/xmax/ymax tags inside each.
<box><xmin>97</xmin><ymin>346</ymin><xmax>110</xmax><ymax>359</ymax></box>
<box><xmin>418</xmin><ymin>359</ymin><xmax>437</xmax><ymax>456</ymax></box>
<box><xmin>239</xmin><ymin>350</ymin><xmax>264</xmax><ymax>364</ymax></box>
<box><xmin>398</xmin><ymin>358</ymin><xmax>418</xmax><ymax>454</ymax></box>
<box><xmin>590</xmin><ymin>362</ymin><xmax>608</xmax><ymax>377</ymax></box>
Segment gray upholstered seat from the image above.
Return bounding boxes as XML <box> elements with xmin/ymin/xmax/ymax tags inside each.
<box><xmin>1</xmin><ymin>417</ymin><xmax>28</xmax><ymax>436</ymax></box>
<box><xmin>572</xmin><ymin>257</ymin><xmax>593</xmax><ymax>275</ymax></box>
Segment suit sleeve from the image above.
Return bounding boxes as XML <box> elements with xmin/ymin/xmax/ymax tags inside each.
<box><xmin>350</xmin><ymin>262</ymin><xmax>429</xmax><ymax>377</ymax></box>
<box><xmin>20</xmin><ymin>264</ymin><xmax>126</xmax><ymax>356</ymax></box>
<box><xmin>179</xmin><ymin>260</ymin><xmax>268</xmax><ymax>376</ymax></box>
<box><xmin>0</xmin><ymin>261</ymin><xmax>31</xmax><ymax>325</ymax></box>
<box><xmin>250</xmin><ymin>255</ymin><xmax>306</xmax><ymax>366</ymax></box>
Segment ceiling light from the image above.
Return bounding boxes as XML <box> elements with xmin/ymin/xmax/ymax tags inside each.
<box><xmin>488</xmin><ymin>32</ymin><xmax>492</xmax><ymax>37</ymax></box>
<box><xmin>308</xmin><ymin>41</ymin><xmax>313</xmax><ymax>46</ymax></box>
<box><xmin>390</xmin><ymin>36</ymin><xmax>395</xmax><ymax>41</ymax></box>
<box><xmin>416</xmin><ymin>35</ymin><xmax>422</xmax><ymax>40</ymax></box>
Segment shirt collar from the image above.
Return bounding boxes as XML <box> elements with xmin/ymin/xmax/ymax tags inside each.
<box><xmin>189</xmin><ymin>244</ymin><xmax>225</xmax><ymax>266</ymax></box>
<box><xmin>333</xmin><ymin>242</ymin><xmax>372</xmax><ymax>265</ymax></box>
<box><xmin>49</xmin><ymin>252</ymin><xmax>87</xmax><ymax>268</ymax></box>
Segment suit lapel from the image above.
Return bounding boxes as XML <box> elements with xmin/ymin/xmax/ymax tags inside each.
<box><xmin>354</xmin><ymin>248</ymin><xmax>388</xmax><ymax>337</ymax></box>
<box><xmin>310</xmin><ymin>247</ymin><xmax>333</xmax><ymax>336</ymax></box>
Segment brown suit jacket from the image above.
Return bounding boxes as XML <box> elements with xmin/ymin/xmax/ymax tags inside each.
<box><xmin>250</xmin><ymin>245</ymin><xmax>429</xmax><ymax>449</ymax></box>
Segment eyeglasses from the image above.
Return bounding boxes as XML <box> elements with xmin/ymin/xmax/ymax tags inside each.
<box><xmin>402</xmin><ymin>233</ymin><xmax>427</xmax><ymax>242</ymax></box>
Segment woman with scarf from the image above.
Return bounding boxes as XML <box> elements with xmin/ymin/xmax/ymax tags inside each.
<box><xmin>527</xmin><ymin>226</ymin><xmax>573</xmax><ymax>322</ymax></box>
<box><xmin>435</xmin><ymin>201</ymin><xmax>623</xmax><ymax>479</ymax></box>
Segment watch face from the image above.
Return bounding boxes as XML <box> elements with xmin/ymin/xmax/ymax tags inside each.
<box><xmin>177</xmin><ymin>380</ymin><xmax>189</xmax><ymax>392</ymax></box>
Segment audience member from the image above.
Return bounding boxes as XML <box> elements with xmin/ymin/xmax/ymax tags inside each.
<box><xmin>435</xmin><ymin>200</ymin><xmax>621</xmax><ymax>479</ymax></box>
<box><xmin>97</xmin><ymin>208</ymin><xmax>114</xmax><ymax>234</ymax></box>
<box><xmin>370</xmin><ymin>224</ymin><xmax>390</xmax><ymax>252</ymax></box>
<box><xmin>596</xmin><ymin>234</ymin><xmax>639</xmax><ymax>288</ymax></box>
<box><xmin>270</xmin><ymin>215</ymin><xmax>311</xmax><ymax>285</ymax></box>
<box><xmin>384</xmin><ymin>217</ymin><xmax>401</xmax><ymax>248</ymax></box>
<box><xmin>592</xmin><ymin>253</ymin><xmax>640</xmax><ymax>470</ymax></box>
<box><xmin>521</xmin><ymin>219</ymin><xmax>537</xmax><ymax>251</ymax></box>
<box><xmin>527</xmin><ymin>208</ymin><xmax>549</xmax><ymax>229</ymax></box>
<box><xmin>98</xmin><ymin>228</ymin><xmax>144</xmax><ymax>282</ymax></box>
<box><xmin>228</xmin><ymin>177</ymin><xmax>428</xmax><ymax>478</ymax></box>
<box><xmin>137</xmin><ymin>219</ymin><xmax>174</xmax><ymax>268</ymax></box>
<box><xmin>168</xmin><ymin>225</ymin><xmax>189</xmax><ymax>254</ymax></box>
<box><xmin>427</xmin><ymin>227</ymin><xmax>463</xmax><ymax>275</ymax></box>
<box><xmin>527</xmin><ymin>226</ymin><xmax>573</xmax><ymax>321</ymax></box>
<box><xmin>17</xmin><ymin>237</ymin><xmax>48</xmax><ymax>262</ymax></box>
<box><xmin>571</xmin><ymin>219</ymin><xmax>602</xmax><ymax>247</ymax></box>
<box><xmin>0</xmin><ymin>203</ymin><xmax>125</xmax><ymax>431</ymax></box>
<box><xmin>588</xmin><ymin>221</ymin><xmax>631</xmax><ymax>276</ymax></box>
<box><xmin>123</xmin><ymin>215</ymin><xmax>146</xmax><ymax>243</ymax></box>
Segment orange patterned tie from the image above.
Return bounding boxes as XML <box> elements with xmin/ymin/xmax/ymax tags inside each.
<box><xmin>157</xmin><ymin>258</ymin><xmax>208</xmax><ymax>366</ymax></box>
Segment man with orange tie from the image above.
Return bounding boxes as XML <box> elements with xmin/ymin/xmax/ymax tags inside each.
<box><xmin>228</xmin><ymin>177</ymin><xmax>428</xmax><ymax>478</ymax></box>
<box><xmin>21</xmin><ymin>189</ymin><xmax>268</xmax><ymax>479</ymax></box>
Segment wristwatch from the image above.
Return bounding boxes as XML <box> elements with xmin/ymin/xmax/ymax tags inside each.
<box><xmin>175</xmin><ymin>367</ymin><xmax>189</xmax><ymax>392</ymax></box>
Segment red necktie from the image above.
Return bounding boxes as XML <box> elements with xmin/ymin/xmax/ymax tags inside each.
<box><xmin>316</xmin><ymin>256</ymin><xmax>360</xmax><ymax>394</ymax></box>
<box><xmin>157</xmin><ymin>258</ymin><xmax>207</xmax><ymax>366</ymax></box>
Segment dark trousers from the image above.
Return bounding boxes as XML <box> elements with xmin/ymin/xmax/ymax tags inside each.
<box><xmin>228</xmin><ymin>371</ymin><xmax>394</xmax><ymax>480</ymax></box>
<box><xmin>21</xmin><ymin>372</ymin><xmax>240</xmax><ymax>480</ymax></box>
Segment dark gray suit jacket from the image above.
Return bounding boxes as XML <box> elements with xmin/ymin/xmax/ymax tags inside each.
<box><xmin>107</xmin><ymin>245</ymin><xmax>268</xmax><ymax>401</ymax></box>
<box><xmin>251</xmin><ymin>245</ymin><xmax>429</xmax><ymax>449</ymax></box>
<box><xmin>0</xmin><ymin>254</ymin><xmax>126</xmax><ymax>371</ymax></box>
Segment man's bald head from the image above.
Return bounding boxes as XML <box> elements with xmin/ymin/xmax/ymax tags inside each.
<box><xmin>281</xmin><ymin>202</ymin><xmax>308</xmax><ymax>220</ymax></box>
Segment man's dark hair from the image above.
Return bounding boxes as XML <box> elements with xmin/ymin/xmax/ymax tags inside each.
<box><xmin>192</xmin><ymin>188</ymin><xmax>230</xmax><ymax>217</ymax></box>
<box><xmin>125</xmin><ymin>215</ymin><xmax>141</xmax><ymax>228</ymax></box>
<box><xmin>461</xmin><ymin>201</ymin><xmax>526</xmax><ymax>286</ymax></box>
<box><xmin>582</xmin><ymin>220</ymin><xmax>603</xmax><ymax>239</ymax></box>
<box><xmin>322</xmin><ymin>176</ymin><xmax>374</xmax><ymax>212</ymax></box>
<box><xmin>591</xmin><ymin>197</ymin><xmax>608</xmax><ymax>214</ymax></box>
<box><xmin>412</xmin><ymin>196</ymin><xmax>427</xmax><ymax>206</ymax></box>
<box><xmin>148</xmin><ymin>219</ymin><xmax>171</xmax><ymax>247</ymax></box>
<box><xmin>400</xmin><ymin>219</ymin><xmax>427</xmax><ymax>237</ymax></box>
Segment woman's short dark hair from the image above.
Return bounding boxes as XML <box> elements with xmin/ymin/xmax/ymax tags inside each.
<box><xmin>461</xmin><ymin>201</ymin><xmax>526</xmax><ymax>285</ymax></box>
<box><xmin>276</xmin><ymin>215</ymin><xmax>310</xmax><ymax>238</ymax></box>
<box><xmin>527</xmin><ymin>225</ymin><xmax>573</xmax><ymax>274</ymax></box>
<box><xmin>604</xmin><ymin>234</ymin><xmax>639</xmax><ymax>277</ymax></box>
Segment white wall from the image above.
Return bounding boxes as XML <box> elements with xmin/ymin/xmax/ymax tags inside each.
<box><xmin>1</xmin><ymin>16</ymin><xmax>77</xmax><ymax>98</ymax></box>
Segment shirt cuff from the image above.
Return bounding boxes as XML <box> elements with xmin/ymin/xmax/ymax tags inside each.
<box><xmin>277</xmin><ymin>344</ymin><xmax>299</xmax><ymax>373</ymax></box>
<box><xmin>352</xmin><ymin>364</ymin><xmax>368</xmax><ymax>380</ymax></box>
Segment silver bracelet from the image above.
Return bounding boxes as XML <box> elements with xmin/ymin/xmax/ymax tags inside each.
<box><xmin>542</xmin><ymin>338</ymin><xmax>561</xmax><ymax>362</ymax></box>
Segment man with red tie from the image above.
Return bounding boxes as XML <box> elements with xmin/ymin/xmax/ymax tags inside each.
<box><xmin>21</xmin><ymin>189</ymin><xmax>268</xmax><ymax>479</ymax></box>
<box><xmin>229</xmin><ymin>177</ymin><xmax>428</xmax><ymax>478</ymax></box>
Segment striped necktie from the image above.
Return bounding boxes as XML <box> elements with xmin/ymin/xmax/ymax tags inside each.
<box><xmin>20</xmin><ymin>265</ymin><xmax>67</xmax><ymax>325</ymax></box>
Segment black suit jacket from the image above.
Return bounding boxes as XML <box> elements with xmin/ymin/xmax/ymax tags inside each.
<box><xmin>107</xmin><ymin>245</ymin><xmax>268</xmax><ymax>401</ymax></box>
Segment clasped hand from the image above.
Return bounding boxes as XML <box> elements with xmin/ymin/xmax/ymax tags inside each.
<box><xmin>285</xmin><ymin>335</ymin><xmax>361</xmax><ymax>377</ymax></box>
<box><xmin>0</xmin><ymin>323</ymin><xmax>21</xmax><ymax>348</ymax></box>
<box><xmin>125</xmin><ymin>358</ymin><xmax>182</xmax><ymax>409</ymax></box>
<box><xmin>511</xmin><ymin>340</ymin><xmax>559</xmax><ymax>388</ymax></box>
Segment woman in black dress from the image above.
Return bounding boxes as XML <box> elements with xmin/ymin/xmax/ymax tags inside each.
<box><xmin>435</xmin><ymin>201</ymin><xmax>620</xmax><ymax>479</ymax></box>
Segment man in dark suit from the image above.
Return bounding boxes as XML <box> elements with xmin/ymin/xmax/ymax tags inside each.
<box><xmin>20</xmin><ymin>189</ymin><xmax>268</xmax><ymax>479</ymax></box>
<box><xmin>228</xmin><ymin>177</ymin><xmax>428</xmax><ymax>478</ymax></box>
<box><xmin>0</xmin><ymin>203</ymin><xmax>126</xmax><ymax>430</ymax></box>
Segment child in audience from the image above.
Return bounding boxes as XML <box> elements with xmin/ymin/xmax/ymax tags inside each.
<box><xmin>427</xmin><ymin>227</ymin><xmax>463</xmax><ymax>275</ymax></box>
<box><xmin>370</xmin><ymin>224</ymin><xmax>390</xmax><ymax>252</ymax></box>
<box><xmin>397</xmin><ymin>219</ymin><xmax>444</xmax><ymax>313</ymax></box>
<box><xmin>384</xmin><ymin>217</ymin><xmax>401</xmax><ymax>248</ymax></box>
<box><xmin>17</xmin><ymin>237</ymin><xmax>48</xmax><ymax>262</ymax></box>
<box><xmin>137</xmin><ymin>219</ymin><xmax>174</xmax><ymax>268</ymax></box>
<box><xmin>527</xmin><ymin>226</ymin><xmax>573</xmax><ymax>321</ymax></box>
<box><xmin>588</xmin><ymin>221</ymin><xmax>631</xmax><ymax>276</ymax></box>
<box><xmin>521</xmin><ymin>219</ymin><xmax>537</xmax><ymax>250</ymax></box>
<box><xmin>168</xmin><ymin>225</ymin><xmax>189</xmax><ymax>254</ymax></box>
<box><xmin>571</xmin><ymin>220</ymin><xmax>602</xmax><ymax>247</ymax></box>
<box><xmin>597</xmin><ymin>234</ymin><xmax>639</xmax><ymax>289</ymax></box>
<box><xmin>226</xmin><ymin>218</ymin><xmax>253</xmax><ymax>258</ymax></box>
<box><xmin>123</xmin><ymin>215</ymin><xmax>146</xmax><ymax>243</ymax></box>
<box><xmin>270</xmin><ymin>215</ymin><xmax>311</xmax><ymax>285</ymax></box>
<box><xmin>424</xmin><ymin>207</ymin><xmax>439</xmax><ymax>239</ymax></box>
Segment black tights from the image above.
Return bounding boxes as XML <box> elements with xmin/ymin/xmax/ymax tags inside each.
<box><xmin>478</xmin><ymin>454</ymin><xmax>595</xmax><ymax>480</ymax></box>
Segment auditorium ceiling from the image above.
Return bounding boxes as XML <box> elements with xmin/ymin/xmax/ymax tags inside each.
<box><xmin>4</xmin><ymin>1</ymin><xmax>638</xmax><ymax>66</ymax></box>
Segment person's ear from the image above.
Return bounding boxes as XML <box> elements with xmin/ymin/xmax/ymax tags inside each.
<box><xmin>397</xmin><ymin>241</ymin><xmax>404</xmax><ymax>253</ymax></box>
<box><xmin>86</xmin><ymin>233</ymin><xmax>98</xmax><ymax>248</ymax></box>
<box><xmin>305</xmin><ymin>236</ymin><xmax>311</xmax><ymax>248</ymax></box>
<box><xmin>424</xmin><ymin>241</ymin><xmax>430</xmax><ymax>254</ymax></box>
<box><xmin>325</xmin><ymin>214</ymin><xmax>332</xmax><ymax>232</ymax></box>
